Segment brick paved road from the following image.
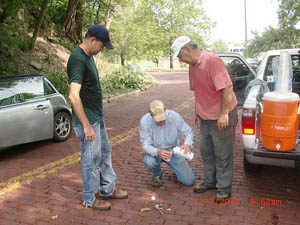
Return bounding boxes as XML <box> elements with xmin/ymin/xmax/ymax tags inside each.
<box><xmin>1</xmin><ymin>72</ymin><xmax>300</xmax><ymax>225</ymax></box>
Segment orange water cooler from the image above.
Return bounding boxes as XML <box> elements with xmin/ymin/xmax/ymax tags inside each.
<box><xmin>261</xmin><ymin>92</ymin><xmax>300</xmax><ymax>151</ymax></box>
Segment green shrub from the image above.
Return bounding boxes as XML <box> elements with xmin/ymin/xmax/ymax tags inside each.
<box><xmin>47</xmin><ymin>67</ymin><xmax>156</xmax><ymax>104</ymax></box>
<box><xmin>101</xmin><ymin>67</ymin><xmax>156</xmax><ymax>98</ymax></box>
<box><xmin>48</xmin><ymin>71</ymin><xmax>69</xmax><ymax>101</ymax></box>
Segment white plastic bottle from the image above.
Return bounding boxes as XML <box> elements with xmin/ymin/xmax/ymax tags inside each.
<box><xmin>172</xmin><ymin>146</ymin><xmax>194</xmax><ymax>160</ymax></box>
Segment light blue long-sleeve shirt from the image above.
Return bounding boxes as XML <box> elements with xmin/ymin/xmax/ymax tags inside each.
<box><xmin>139</xmin><ymin>110</ymin><xmax>194</xmax><ymax>156</ymax></box>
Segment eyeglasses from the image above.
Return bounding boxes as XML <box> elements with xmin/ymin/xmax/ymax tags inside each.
<box><xmin>177</xmin><ymin>47</ymin><xmax>186</xmax><ymax>59</ymax></box>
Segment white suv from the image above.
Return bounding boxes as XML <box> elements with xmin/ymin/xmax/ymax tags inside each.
<box><xmin>242</xmin><ymin>49</ymin><xmax>300</xmax><ymax>171</ymax></box>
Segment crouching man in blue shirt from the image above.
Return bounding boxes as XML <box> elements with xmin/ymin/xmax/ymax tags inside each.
<box><xmin>139</xmin><ymin>100</ymin><xmax>195</xmax><ymax>187</ymax></box>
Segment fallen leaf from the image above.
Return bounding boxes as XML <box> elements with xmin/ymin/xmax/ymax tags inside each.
<box><xmin>52</xmin><ymin>215</ymin><xmax>58</xmax><ymax>219</ymax></box>
<box><xmin>166</xmin><ymin>208</ymin><xmax>171</xmax><ymax>211</ymax></box>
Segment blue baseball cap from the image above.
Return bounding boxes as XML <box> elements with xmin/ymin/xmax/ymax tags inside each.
<box><xmin>87</xmin><ymin>24</ymin><xmax>113</xmax><ymax>49</ymax></box>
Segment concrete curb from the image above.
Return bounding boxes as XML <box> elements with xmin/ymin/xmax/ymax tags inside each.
<box><xmin>103</xmin><ymin>89</ymin><xmax>141</xmax><ymax>105</ymax></box>
<box><xmin>103</xmin><ymin>83</ymin><xmax>158</xmax><ymax>105</ymax></box>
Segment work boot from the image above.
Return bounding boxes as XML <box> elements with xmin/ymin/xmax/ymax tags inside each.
<box><xmin>193</xmin><ymin>183</ymin><xmax>216</xmax><ymax>193</ymax></box>
<box><xmin>87</xmin><ymin>199</ymin><xmax>111</xmax><ymax>211</ymax></box>
<box><xmin>215</xmin><ymin>191</ymin><xmax>231</xmax><ymax>203</ymax></box>
<box><xmin>151</xmin><ymin>173</ymin><xmax>163</xmax><ymax>188</ymax></box>
<box><xmin>109</xmin><ymin>182</ymin><xmax>128</xmax><ymax>199</ymax></box>
<box><xmin>99</xmin><ymin>181</ymin><xmax>128</xmax><ymax>200</ymax></box>
<box><xmin>151</xmin><ymin>177</ymin><xmax>162</xmax><ymax>187</ymax></box>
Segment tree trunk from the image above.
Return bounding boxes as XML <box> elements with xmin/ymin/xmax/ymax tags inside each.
<box><xmin>0</xmin><ymin>10</ymin><xmax>7</xmax><ymax>24</ymax></box>
<box><xmin>120</xmin><ymin>52</ymin><xmax>125</xmax><ymax>66</ymax></box>
<box><xmin>75</xmin><ymin>1</ymin><xmax>85</xmax><ymax>43</ymax></box>
<box><xmin>170</xmin><ymin>56</ymin><xmax>174</xmax><ymax>69</ymax></box>
<box><xmin>0</xmin><ymin>2</ymin><xmax>7</xmax><ymax>24</ymax></box>
<box><xmin>104</xmin><ymin>0</ymin><xmax>113</xmax><ymax>29</ymax></box>
<box><xmin>60</xmin><ymin>0</ymin><xmax>79</xmax><ymax>38</ymax></box>
<box><xmin>31</xmin><ymin>0</ymin><xmax>49</xmax><ymax>49</ymax></box>
<box><xmin>94</xmin><ymin>3</ymin><xmax>101</xmax><ymax>24</ymax></box>
<box><xmin>155</xmin><ymin>59</ymin><xmax>159</xmax><ymax>67</ymax></box>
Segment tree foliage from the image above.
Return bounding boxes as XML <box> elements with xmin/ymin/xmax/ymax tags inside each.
<box><xmin>106</xmin><ymin>0</ymin><xmax>213</xmax><ymax>67</ymax></box>
<box><xmin>149</xmin><ymin>0</ymin><xmax>213</xmax><ymax>68</ymax></box>
<box><xmin>278</xmin><ymin>0</ymin><xmax>300</xmax><ymax>28</ymax></box>
<box><xmin>0</xmin><ymin>0</ymin><xmax>213</xmax><ymax>69</ymax></box>
<box><xmin>210</xmin><ymin>40</ymin><xmax>228</xmax><ymax>53</ymax></box>
<box><xmin>245</xmin><ymin>26</ymin><xmax>300</xmax><ymax>57</ymax></box>
<box><xmin>244</xmin><ymin>0</ymin><xmax>300</xmax><ymax>57</ymax></box>
<box><xmin>0</xmin><ymin>0</ymin><xmax>24</xmax><ymax>23</ymax></box>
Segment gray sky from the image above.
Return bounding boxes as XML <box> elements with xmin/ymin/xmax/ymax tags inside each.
<box><xmin>202</xmin><ymin>0</ymin><xmax>279</xmax><ymax>44</ymax></box>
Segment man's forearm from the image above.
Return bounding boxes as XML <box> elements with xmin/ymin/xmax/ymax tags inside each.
<box><xmin>142</xmin><ymin>145</ymin><xmax>158</xmax><ymax>157</ymax></box>
<box><xmin>69</xmin><ymin>95</ymin><xmax>90</xmax><ymax>127</ymax></box>
<box><xmin>220</xmin><ymin>86</ymin><xmax>233</xmax><ymax>115</ymax></box>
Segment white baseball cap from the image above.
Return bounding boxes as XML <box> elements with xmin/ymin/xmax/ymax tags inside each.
<box><xmin>171</xmin><ymin>36</ymin><xmax>191</xmax><ymax>58</ymax></box>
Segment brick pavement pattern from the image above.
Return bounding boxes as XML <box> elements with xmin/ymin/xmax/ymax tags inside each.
<box><xmin>1</xmin><ymin>72</ymin><xmax>300</xmax><ymax>225</ymax></box>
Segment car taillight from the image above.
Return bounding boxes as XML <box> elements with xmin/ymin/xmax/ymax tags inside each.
<box><xmin>242</xmin><ymin>108</ymin><xmax>256</xmax><ymax>135</ymax></box>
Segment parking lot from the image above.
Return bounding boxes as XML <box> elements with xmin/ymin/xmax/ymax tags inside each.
<box><xmin>0</xmin><ymin>72</ymin><xmax>300</xmax><ymax>225</ymax></box>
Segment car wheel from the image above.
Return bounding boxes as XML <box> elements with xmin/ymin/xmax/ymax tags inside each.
<box><xmin>244</xmin><ymin>156</ymin><xmax>262</xmax><ymax>172</ymax></box>
<box><xmin>53</xmin><ymin>111</ymin><xmax>72</xmax><ymax>142</ymax></box>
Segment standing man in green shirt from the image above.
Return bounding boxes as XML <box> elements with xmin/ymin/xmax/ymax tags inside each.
<box><xmin>67</xmin><ymin>24</ymin><xmax>128</xmax><ymax>211</ymax></box>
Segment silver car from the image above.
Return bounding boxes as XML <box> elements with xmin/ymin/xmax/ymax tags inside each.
<box><xmin>0</xmin><ymin>75</ymin><xmax>72</xmax><ymax>150</ymax></box>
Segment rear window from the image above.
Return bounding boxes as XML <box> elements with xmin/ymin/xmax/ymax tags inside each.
<box><xmin>264</xmin><ymin>54</ymin><xmax>300</xmax><ymax>81</ymax></box>
<box><xmin>292</xmin><ymin>55</ymin><xmax>300</xmax><ymax>82</ymax></box>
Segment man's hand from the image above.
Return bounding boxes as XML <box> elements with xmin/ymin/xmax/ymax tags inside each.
<box><xmin>84</xmin><ymin>125</ymin><xmax>95</xmax><ymax>141</ymax></box>
<box><xmin>180</xmin><ymin>144</ymin><xmax>191</xmax><ymax>155</ymax></box>
<box><xmin>157</xmin><ymin>149</ymin><xmax>172</xmax><ymax>161</ymax></box>
<box><xmin>217</xmin><ymin>113</ymin><xmax>229</xmax><ymax>131</ymax></box>
<box><xmin>194</xmin><ymin>114</ymin><xmax>200</xmax><ymax>126</ymax></box>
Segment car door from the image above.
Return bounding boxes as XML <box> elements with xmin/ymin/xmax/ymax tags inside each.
<box><xmin>0</xmin><ymin>77</ymin><xmax>53</xmax><ymax>149</ymax></box>
<box><xmin>218</xmin><ymin>54</ymin><xmax>256</xmax><ymax>106</ymax></box>
<box><xmin>0</xmin><ymin>100</ymin><xmax>53</xmax><ymax>148</ymax></box>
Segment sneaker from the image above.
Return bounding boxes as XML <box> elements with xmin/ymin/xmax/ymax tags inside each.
<box><xmin>100</xmin><ymin>182</ymin><xmax>128</xmax><ymax>200</ymax></box>
<box><xmin>87</xmin><ymin>199</ymin><xmax>111</xmax><ymax>211</ymax></box>
<box><xmin>193</xmin><ymin>183</ymin><xmax>216</xmax><ymax>193</ymax></box>
<box><xmin>215</xmin><ymin>191</ymin><xmax>231</xmax><ymax>203</ymax></box>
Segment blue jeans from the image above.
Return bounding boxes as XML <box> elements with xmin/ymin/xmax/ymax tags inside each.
<box><xmin>73</xmin><ymin>120</ymin><xmax>117</xmax><ymax>206</ymax></box>
<box><xmin>144</xmin><ymin>152</ymin><xmax>195</xmax><ymax>186</ymax></box>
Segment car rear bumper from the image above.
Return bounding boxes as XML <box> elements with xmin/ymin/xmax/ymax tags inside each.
<box><xmin>244</xmin><ymin>146</ymin><xmax>300</xmax><ymax>168</ymax></box>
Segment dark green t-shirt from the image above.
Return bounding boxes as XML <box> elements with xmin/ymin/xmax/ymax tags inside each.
<box><xmin>67</xmin><ymin>47</ymin><xmax>103</xmax><ymax>125</ymax></box>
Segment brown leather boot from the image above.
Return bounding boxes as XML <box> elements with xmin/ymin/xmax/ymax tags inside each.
<box><xmin>89</xmin><ymin>199</ymin><xmax>111</xmax><ymax>211</ymax></box>
<box><xmin>98</xmin><ymin>181</ymin><xmax>128</xmax><ymax>200</ymax></box>
<box><xmin>151</xmin><ymin>177</ymin><xmax>162</xmax><ymax>187</ymax></box>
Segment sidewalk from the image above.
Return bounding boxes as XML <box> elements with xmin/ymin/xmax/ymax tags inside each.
<box><xmin>0</xmin><ymin>72</ymin><xmax>300</xmax><ymax>225</ymax></box>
